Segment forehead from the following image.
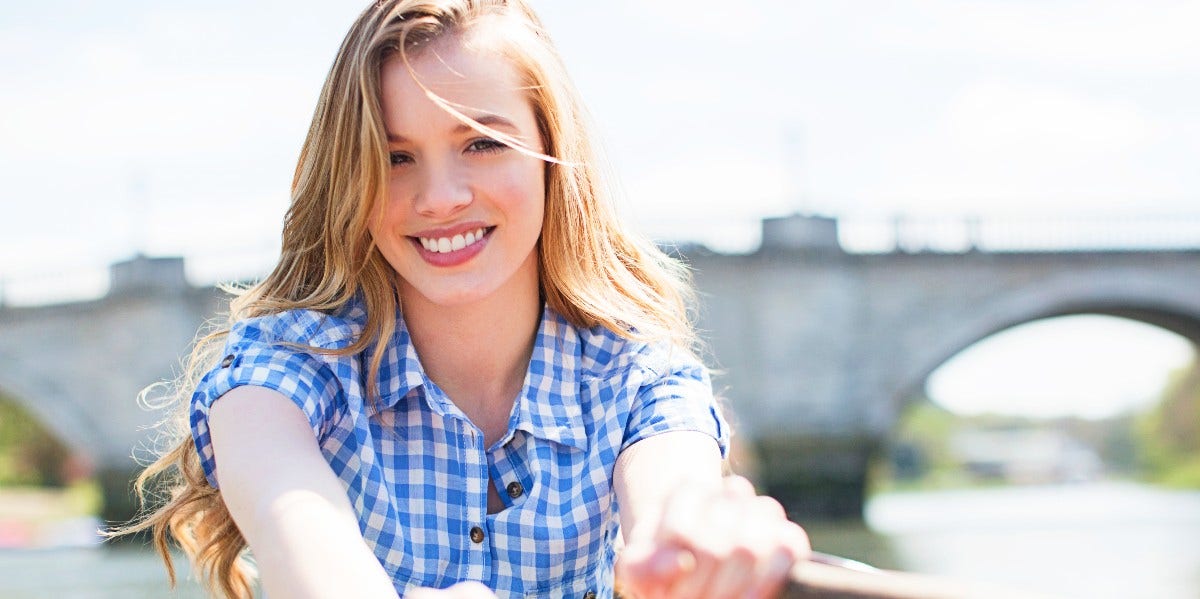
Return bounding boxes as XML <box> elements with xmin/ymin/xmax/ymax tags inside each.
<box><xmin>379</xmin><ymin>34</ymin><xmax>532</xmax><ymax>132</ymax></box>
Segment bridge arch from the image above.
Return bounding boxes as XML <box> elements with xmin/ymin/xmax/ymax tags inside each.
<box><xmin>889</xmin><ymin>268</ymin><xmax>1200</xmax><ymax>418</ymax></box>
<box><xmin>0</xmin><ymin>371</ymin><xmax>104</xmax><ymax>468</ymax></box>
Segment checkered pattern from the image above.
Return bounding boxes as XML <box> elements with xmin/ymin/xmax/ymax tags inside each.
<box><xmin>190</xmin><ymin>297</ymin><xmax>728</xmax><ymax>598</ymax></box>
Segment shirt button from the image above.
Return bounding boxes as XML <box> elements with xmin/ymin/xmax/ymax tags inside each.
<box><xmin>469</xmin><ymin>526</ymin><xmax>485</xmax><ymax>544</ymax></box>
<box><xmin>506</xmin><ymin>481</ymin><xmax>524</xmax><ymax>499</ymax></box>
<box><xmin>582</xmin><ymin>591</ymin><xmax>596</xmax><ymax>599</ymax></box>
<box><xmin>220</xmin><ymin>355</ymin><xmax>234</xmax><ymax>368</ymax></box>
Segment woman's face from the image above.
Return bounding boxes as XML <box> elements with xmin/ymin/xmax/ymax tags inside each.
<box><xmin>373</xmin><ymin>35</ymin><xmax>545</xmax><ymax>311</ymax></box>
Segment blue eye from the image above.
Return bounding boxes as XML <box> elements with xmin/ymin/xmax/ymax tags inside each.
<box><xmin>467</xmin><ymin>138</ymin><xmax>508</xmax><ymax>153</ymax></box>
<box><xmin>389</xmin><ymin>151</ymin><xmax>413</xmax><ymax>166</ymax></box>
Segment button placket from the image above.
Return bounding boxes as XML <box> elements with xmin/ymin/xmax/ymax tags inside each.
<box><xmin>460</xmin><ymin>420</ymin><xmax>490</xmax><ymax>580</ymax></box>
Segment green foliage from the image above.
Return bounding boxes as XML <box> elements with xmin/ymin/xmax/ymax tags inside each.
<box><xmin>875</xmin><ymin>398</ymin><xmax>973</xmax><ymax>492</ymax></box>
<box><xmin>877</xmin><ymin>395</ymin><xmax>1142</xmax><ymax>493</ymax></box>
<box><xmin>1137</xmin><ymin>358</ymin><xmax>1200</xmax><ymax>488</ymax></box>
<box><xmin>0</xmin><ymin>392</ymin><xmax>71</xmax><ymax>487</ymax></box>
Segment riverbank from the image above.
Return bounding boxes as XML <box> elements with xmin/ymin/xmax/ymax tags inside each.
<box><xmin>0</xmin><ymin>484</ymin><xmax>102</xmax><ymax>549</ymax></box>
<box><xmin>2</xmin><ymin>481</ymin><xmax>1198</xmax><ymax>598</ymax></box>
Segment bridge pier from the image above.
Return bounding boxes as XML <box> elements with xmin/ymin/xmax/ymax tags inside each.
<box><xmin>96</xmin><ymin>466</ymin><xmax>143</xmax><ymax>530</ymax></box>
<box><xmin>755</xmin><ymin>435</ymin><xmax>880</xmax><ymax>521</ymax></box>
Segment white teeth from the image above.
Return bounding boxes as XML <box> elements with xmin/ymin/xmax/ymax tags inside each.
<box><xmin>418</xmin><ymin>228</ymin><xmax>489</xmax><ymax>253</ymax></box>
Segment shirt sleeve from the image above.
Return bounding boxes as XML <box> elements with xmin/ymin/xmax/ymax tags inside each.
<box><xmin>190</xmin><ymin>314</ymin><xmax>343</xmax><ymax>489</ymax></box>
<box><xmin>622</xmin><ymin>349</ymin><xmax>730</xmax><ymax>457</ymax></box>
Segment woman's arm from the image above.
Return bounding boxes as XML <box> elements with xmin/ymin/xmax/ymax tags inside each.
<box><xmin>208</xmin><ymin>386</ymin><xmax>399</xmax><ymax>599</ymax></box>
<box><xmin>613</xmin><ymin>431</ymin><xmax>810</xmax><ymax>599</ymax></box>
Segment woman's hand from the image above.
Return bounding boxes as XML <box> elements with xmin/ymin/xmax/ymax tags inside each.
<box><xmin>406</xmin><ymin>581</ymin><xmax>498</xmax><ymax>598</ymax></box>
<box><xmin>615</xmin><ymin>475</ymin><xmax>810</xmax><ymax>599</ymax></box>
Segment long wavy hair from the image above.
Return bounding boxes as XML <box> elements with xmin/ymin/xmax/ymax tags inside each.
<box><xmin>110</xmin><ymin>1</ymin><xmax>700</xmax><ymax>597</ymax></box>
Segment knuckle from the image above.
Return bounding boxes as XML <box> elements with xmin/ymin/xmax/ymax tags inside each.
<box><xmin>723</xmin><ymin>474</ymin><xmax>755</xmax><ymax>496</ymax></box>
<box><xmin>726</xmin><ymin>544</ymin><xmax>757</xmax><ymax>564</ymax></box>
<box><xmin>753</xmin><ymin>494</ymin><xmax>786</xmax><ymax>517</ymax></box>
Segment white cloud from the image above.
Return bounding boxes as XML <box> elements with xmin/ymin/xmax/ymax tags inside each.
<box><xmin>943</xmin><ymin>80</ymin><xmax>1155</xmax><ymax>156</ymax></box>
<box><xmin>872</xmin><ymin>0</ymin><xmax>1200</xmax><ymax>73</ymax></box>
<box><xmin>860</xmin><ymin>79</ymin><xmax>1193</xmax><ymax>214</ymax></box>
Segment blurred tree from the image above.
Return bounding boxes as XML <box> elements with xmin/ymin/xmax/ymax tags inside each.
<box><xmin>1138</xmin><ymin>359</ymin><xmax>1200</xmax><ymax>488</ymax></box>
<box><xmin>879</xmin><ymin>398</ymin><xmax>959</xmax><ymax>489</ymax></box>
<box><xmin>0</xmin><ymin>392</ymin><xmax>71</xmax><ymax>487</ymax></box>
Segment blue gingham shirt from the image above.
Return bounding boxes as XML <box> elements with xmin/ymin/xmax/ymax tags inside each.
<box><xmin>191</xmin><ymin>296</ymin><xmax>727</xmax><ymax>598</ymax></box>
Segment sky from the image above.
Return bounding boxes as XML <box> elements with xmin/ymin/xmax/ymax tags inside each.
<box><xmin>1</xmin><ymin>1</ymin><xmax>1198</xmax><ymax>418</ymax></box>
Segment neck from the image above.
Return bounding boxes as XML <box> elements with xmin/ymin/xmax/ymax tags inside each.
<box><xmin>399</xmin><ymin>270</ymin><xmax>542</xmax><ymax>412</ymax></box>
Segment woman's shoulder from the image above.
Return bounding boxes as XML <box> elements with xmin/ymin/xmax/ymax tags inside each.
<box><xmin>230</xmin><ymin>299</ymin><xmax>368</xmax><ymax>351</ymax></box>
<box><xmin>572</xmin><ymin>319</ymin><xmax>698</xmax><ymax>381</ymax></box>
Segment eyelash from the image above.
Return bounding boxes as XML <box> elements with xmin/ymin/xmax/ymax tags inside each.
<box><xmin>388</xmin><ymin>139</ymin><xmax>508</xmax><ymax>166</ymax></box>
<box><xmin>467</xmin><ymin>138</ymin><xmax>508</xmax><ymax>154</ymax></box>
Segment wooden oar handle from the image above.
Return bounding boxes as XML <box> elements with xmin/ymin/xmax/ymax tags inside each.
<box><xmin>615</xmin><ymin>555</ymin><xmax>1050</xmax><ymax>598</ymax></box>
<box><xmin>781</xmin><ymin>560</ymin><xmax>1050</xmax><ymax>599</ymax></box>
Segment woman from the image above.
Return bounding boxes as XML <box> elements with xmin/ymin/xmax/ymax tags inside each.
<box><xmin>116</xmin><ymin>1</ymin><xmax>809</xmax><ymax>597</ymax></box>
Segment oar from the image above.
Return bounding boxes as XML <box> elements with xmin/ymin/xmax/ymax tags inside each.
<box><xmin>616</xmin><ymin>552</ymin><xmax>1052</xmax><ymax>599</ymax></box>
<box><xmin>780</xmin><ymin>552</ymin><xmax>1054</xmax><ymax>599</ymax></box>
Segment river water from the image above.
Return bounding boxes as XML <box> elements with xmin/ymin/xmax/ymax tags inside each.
<box><xmin>1</xmin><ymin>481</ymin><xmax>1197</xmax><ymax>598</ymax></box>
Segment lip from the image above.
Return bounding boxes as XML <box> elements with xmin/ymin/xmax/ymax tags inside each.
<box><xmin>409</xmin><ymin>224</ymin><xmax>494</xmax><ymax>268</ymax></box>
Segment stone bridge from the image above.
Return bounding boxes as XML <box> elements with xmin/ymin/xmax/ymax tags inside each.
<box><xmin>3</xmin><ymin>215</ymin><xmax>1199</xmax><ymax>520</ymax></box>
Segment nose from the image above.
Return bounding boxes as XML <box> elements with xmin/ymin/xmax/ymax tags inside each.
<box><xmin>413</xmin><ymin>159</ymin><xmax>472</xmax><ymax>218</ymax></box>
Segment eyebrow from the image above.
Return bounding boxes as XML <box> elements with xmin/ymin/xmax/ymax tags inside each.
<box><xmin>386</xmin><ymin>113</ymin><xmax>519</xmax><ymax>144</ymax></box>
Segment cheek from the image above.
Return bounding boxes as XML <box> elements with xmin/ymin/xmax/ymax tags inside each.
<box><xmin>489</xmin><ymin>161</ymin><xmax>546</xmax><ymax>212</ymax></box>
<box><xmin>517</xmin><ymin>160</ymin><xmax>547</xmax><ymax>209</ymax></box>
<box><xmin>374</xmin><ymin>189</ymin><xmax>406</xmax><ymax>228</ymax></box>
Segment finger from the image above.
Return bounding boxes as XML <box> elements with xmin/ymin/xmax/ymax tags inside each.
<box><xmin>706</xmin><ymin>495</ymin><xmax>790</xmax><ymax>599</ymax></box>
<box><xmin>701</xmin><ymin>495</ymin><xmax>804</xmax><ymax>599</ymax></box>
<box><xmin>741</xmin><ymin>546</ymin><xmax>796</xmax><ymax>599</ymax></box>
<box><xmin>741</xmin><ymin>522</ymin><xmax>810</xmax><ymax>599</ymax></box>
<box><xmin>783</xmin><ymin>518</ymin><xmax>812</xmax><ymax>560</ymax></box>
<box><xmin>668</xmin><ymin>547</ymin><xmax>719</xmax><ymax>599</ymax></box>
<box><xmin>661</xmin><ymin>487</ymin><xmax>745</xmax><ymax>598</ymax></box>
<box><xmin>617</xmin><ymin>542</ymin><xmax>696</xmax><ymax>599</ymax></box>
<box><xmin>703</xmin><ymin>542</ymin><xmax>757</xmax><ymax>599</ymax></box>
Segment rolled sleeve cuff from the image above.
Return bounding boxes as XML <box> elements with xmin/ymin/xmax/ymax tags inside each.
<box><xmin>623</xmin><ymin>362</ymin><xmax>729</xmax><ymax>457</ymax></box>
<box><xmin>190</xmin><ymin>346</ymin><xmax>339</xmax><ymax>489</ymax></box>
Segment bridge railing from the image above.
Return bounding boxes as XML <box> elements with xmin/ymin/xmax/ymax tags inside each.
<box><xmin>839</xmin><ymin>214</ymin><xmax>1200</xmax><ymax>254</ymax></box>
<box><xmin>5</xmin><ymin>215</ymin><xmax>1200</xmax><ymax>307</ymax></box>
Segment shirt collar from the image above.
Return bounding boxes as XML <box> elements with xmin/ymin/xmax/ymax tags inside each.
<box><xmin>374</xmin><ymin>303</ymin><xmax>427</xmax><ymax>411</ymax></box>
<box><xmin>500</xmin><ymin>305</ymin><xmax>587</xmax><ymax>452</ymax></box>
<box><xmin>374</xmin><ymin>304</ymin><xmax>589</xmax><ymax>452</ymax></box>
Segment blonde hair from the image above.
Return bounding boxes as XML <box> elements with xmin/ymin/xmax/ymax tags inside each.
<box><xmin>111</xmin><ymin>1</ymin><xmax>699</xmax><ymax>597</ymax></box>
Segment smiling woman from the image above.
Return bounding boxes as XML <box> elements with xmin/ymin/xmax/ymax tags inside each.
<box><xmin>372</xmin><ymin>34</ymin><xmax>545</xmax><ymax>311</ymax></box>
<box><xmin>106</xmin><ymin>2</ymin><xmax>808</xmax><ymax>598</ymax></box>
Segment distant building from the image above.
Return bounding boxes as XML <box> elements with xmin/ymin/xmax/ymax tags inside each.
<box><xmin>950</xmin><ymin>428</ymin><xmax>1103</xmax><ymax>484</ymax></box>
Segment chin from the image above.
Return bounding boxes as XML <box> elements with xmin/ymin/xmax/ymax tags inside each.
<box><xmin>403</xmin><ymin>281</ymin><xmax>500</xmax><ymax>309</ymax></box>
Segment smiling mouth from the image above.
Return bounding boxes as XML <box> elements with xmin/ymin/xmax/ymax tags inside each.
<box><xmin>414</xmin><ymin>227</ymin><xmax>493</xmax><ymax>254</ymax></box>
